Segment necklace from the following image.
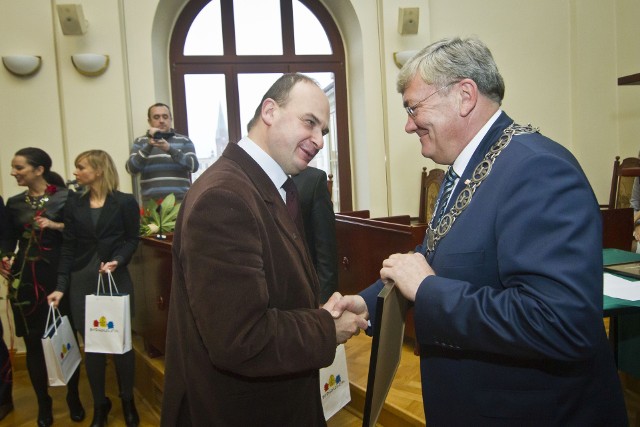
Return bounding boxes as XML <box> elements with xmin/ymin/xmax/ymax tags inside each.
<box><xmin>25</xmin><ymin>193</ymin><xmax>49</xmax><ymax>210</ymax></box>
<box><xmin>426</xmin><ymin>122</ymin><xmax>538</xmax><ymax>254</ymax></box>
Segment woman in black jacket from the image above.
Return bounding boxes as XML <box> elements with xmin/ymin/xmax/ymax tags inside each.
<box><xmin>48</xmin><ymin>150</ymin><xmax>140</xmax><ymax>427</ymax></box>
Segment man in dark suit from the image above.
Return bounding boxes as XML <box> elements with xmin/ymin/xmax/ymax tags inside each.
<box><xmin>161</xmin><ymin>73</ymin><xmax>367</xmax><ymax>426</ymax></box>
<box><xmin>328</xmin><ymin>37</ymin><xmax>628</xmax><ymax>426</ymax></box>
<box><xmin>293</xmin><ymin>166</ymin><xmax>338</xmax><ymax>304</ymax></box>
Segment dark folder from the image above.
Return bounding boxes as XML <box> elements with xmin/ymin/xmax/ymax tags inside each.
<box><xmin>362</xmin><ymin>282</ymin><xmax>409</xmax><ymax>427</ymax></box>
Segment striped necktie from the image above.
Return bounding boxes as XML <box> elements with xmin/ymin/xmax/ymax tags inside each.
<box><xmin>433</xmin><ymin>166</ymin><xmax>459</xmax><ymax>224</ymax></box>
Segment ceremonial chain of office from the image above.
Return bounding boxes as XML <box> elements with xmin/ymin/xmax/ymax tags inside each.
<box><xmin>426</xmin><ymin>122</ymin><xmax>539</xmax><ymax>254</ymax></box>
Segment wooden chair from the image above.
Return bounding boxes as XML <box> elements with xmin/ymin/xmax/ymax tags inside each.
<box><xmin>608</xmin><ymin>156</ymin><xmax>640</xmax><ymax>209</ymax></box>
<box><xmin>327</xmin><ymin>173</ymin><xmax>333</xmax><ymax>199</ymax></box>
<box><xmin>418</xmin><ymin>167</ymin><xmax>445</xmax><ymax>224</ymax></box>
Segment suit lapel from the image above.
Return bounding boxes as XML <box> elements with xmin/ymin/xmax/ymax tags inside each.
<box><xmin>222</xmin><ymin>144</ymin><xmax>319</xmax><ymax>292</ymax></box>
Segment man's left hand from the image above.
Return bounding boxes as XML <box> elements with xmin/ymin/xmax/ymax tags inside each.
<box><xmin>380</xmin><ymin>252</ymin><xmax>434</xmax><ymax>302</ymax></box>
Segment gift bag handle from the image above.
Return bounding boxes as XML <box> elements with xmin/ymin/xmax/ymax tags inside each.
<box><xmin>96</xmin><ymin>271</ymin><xmax>120</xmax><ymax>296</ymax></box>
<box><xmin>44</xmin><ymin>302</ymin><xmax>62</xmax><ymax>335</ymax></box>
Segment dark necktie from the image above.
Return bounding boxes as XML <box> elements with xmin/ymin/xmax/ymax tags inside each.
<box><xmin>433</xmin><ymin>166</ymin><xmax>459</xmax><ymax>224</ymax></box>
<box><xmin>282</xmin><ymin>178</ymin><xmax>304</xmax><ymax>233</ymax></box>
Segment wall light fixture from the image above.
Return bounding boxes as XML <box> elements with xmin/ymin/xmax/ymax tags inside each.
<box><xmin>71</xmin><ymin>53</ymin><xmax>109</xmax><ymax>77</ymax></box>
<box><xmin>2</xmin><ymin>55</ymin><xmax>42</xmax><ymax>77</ymax></box>
<box><xmin>393</xmin><ymin>50</ymin><xmax>419</xmax><ymax>69</ymax></box>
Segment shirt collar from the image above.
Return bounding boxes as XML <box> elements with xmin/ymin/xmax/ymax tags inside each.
<box><xmin>237</xmin><ymin>136</ymin><xmax>288</xmax><ymax>202</ymax></box>
<box><xmin>452</xmin><ymin>109</ymin><xmax>502</xmax><ymax>177</ymax></box>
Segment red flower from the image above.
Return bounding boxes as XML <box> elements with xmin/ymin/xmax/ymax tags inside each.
<box><xmin>156</xmin><ymin>198</ymin><xmax>164</xmax><ymax>205</ymax></box>
<box><xmin>45</xmin><ymin>184</ymin><xmax>57</xmax><ymax>195</ymax></box>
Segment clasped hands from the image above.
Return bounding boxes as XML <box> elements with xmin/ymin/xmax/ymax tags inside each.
<box><xmin>323</xmin><ymin>251</ymin><xmax>434</xmax><ymax>345</ymax></box>
<box><xmin>147</xmin><ymin>127</ymin><xmax>170</xmax><ymax>152</ymax></box>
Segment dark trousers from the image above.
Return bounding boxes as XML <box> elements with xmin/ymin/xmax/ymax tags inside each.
<box><xmin>81</xmin><ymin>331</ymin><xmax>135</xmax><ymax>406</ymax></box>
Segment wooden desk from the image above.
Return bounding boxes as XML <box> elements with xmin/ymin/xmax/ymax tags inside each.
<box><xmin>601</xmin><ymin>207</ymin><xmax>633</xmax><ymax>251</ymax></box>
<box><xmin>603</xmin><ymin>249</ymin><xmax>640</xmax><ymax>375</ymax></box>
<box><xmin>336</xmin><ymin>212</ymin><xmax>427</xmax><ymax>343</ymax></box>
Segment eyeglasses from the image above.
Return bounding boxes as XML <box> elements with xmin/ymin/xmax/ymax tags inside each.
<box><xmin>405</xmin><ymin>82</ymin><xmax>457</xmax><ymax>118</ymax></box>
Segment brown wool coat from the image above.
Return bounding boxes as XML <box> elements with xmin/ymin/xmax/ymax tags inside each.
<box><xmin>161</xmin><ymin>143</ymin><xmax>337</xmax><ymax>427</ymax></box>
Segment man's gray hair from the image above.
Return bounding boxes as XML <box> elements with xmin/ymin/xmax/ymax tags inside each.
<box><xmin>397</xmin><ymin>37</ymin><xmax>505</xmax><ymax>105</ymax></box>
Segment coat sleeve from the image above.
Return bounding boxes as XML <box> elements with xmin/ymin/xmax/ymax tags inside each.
<box><xmin>110</xmin><ymin>193</ymin><xmax>140</xmax><ymax>266</ymax></box>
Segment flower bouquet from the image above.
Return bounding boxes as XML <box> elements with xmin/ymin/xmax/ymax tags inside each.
<box><xmin>139</xmin><ymin>193</ymin><xmax>181</xmax><ymax>238</ymax></box>
<box><xmin>1</xmin><ymin>184</ymin><xmax>58</xmax><ymax>334</ymax></box>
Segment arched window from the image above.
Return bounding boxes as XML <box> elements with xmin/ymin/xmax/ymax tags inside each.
<box><xmin>169</xmin><ymin>0</ymin><xmax>351</xmax><ymax>211</ymax></box>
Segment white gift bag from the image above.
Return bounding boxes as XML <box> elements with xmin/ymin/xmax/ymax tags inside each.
<box><xmin>319</xmin><ymin>343</ymin><xmax>351</xmax><ymax>420</ymax></box>
<box><xmin>41</xmin><ymin>304</ymin><xmax>82</xmax><ymax>386</ymax></box>
<box><xmin>84</xmin><ymin>272</ymin><xmax>132</xmax><ymax>354</ymax></box>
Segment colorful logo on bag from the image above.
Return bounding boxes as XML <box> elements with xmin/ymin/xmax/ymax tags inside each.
<box><xmin>59</xmin><ymin>342</ymin><xmax>72</xmax><ymax>360</ymax></box>
<box><xmin>89</xmin><ymin>315</ymin><xmax>116</xmax><ymax>332</ymax></box>
<box><xmin>322</xmin><ymin>372</ymin><xmax>345</xmax><ymax>397</ymax></box>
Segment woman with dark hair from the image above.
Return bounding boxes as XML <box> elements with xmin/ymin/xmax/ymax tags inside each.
<box><xmin>48</xmin><ymin>150</ymin><xmax>140</xmax><ymax>427</ymax></box>
<box><xmin>0</xmin><ymin>147</ymin><xmax>84</xmax><ymax>426</ymax></box>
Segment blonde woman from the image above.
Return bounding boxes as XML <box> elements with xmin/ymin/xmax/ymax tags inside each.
<box><xmin>48</xmin><ymin>150</ymin><xmax>140</xmax><ymax>427</ymax></box>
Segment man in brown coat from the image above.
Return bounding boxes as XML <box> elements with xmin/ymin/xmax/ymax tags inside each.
<box><xmin>161</xmin><ymin>74</ymin><xmax>367</xmax><ymax>426</ymax></box>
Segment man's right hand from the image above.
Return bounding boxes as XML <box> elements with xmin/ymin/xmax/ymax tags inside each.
<box><xmin>323</xmin><ymin>293</ymin><xmax>369</xmax><ymax>344</ymax></box>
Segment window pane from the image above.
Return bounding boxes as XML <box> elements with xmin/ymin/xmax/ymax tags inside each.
<box><xmin>233</xmin><ymin>0</ymin><xmax>283</xmax><ymax>55</ymax></box>
<box><xmin>184</xmin><ymin>1</ymin><xmax>223</xmax><ymax>56</ymax></box>
<box><xmin>237</xmin><ymin>73</ymin><xmax>283</xmax><ymax>137</ymax></box>
<box><xmin>184</xmin><ymin>74</ymin><xmax>229</xmax><ymax>181</ymax></box>
<box><xmin>300</xmin><ymin>72</ymin><xmax>338</xmax><ymax>210</ymax></box>
<box><xmin>293</xmin><ymin>1</ymin><xmax>332</xmax><ymax>55</ymax></box>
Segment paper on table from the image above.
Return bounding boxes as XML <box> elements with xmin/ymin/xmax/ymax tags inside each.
<box><xmin>604</xmin><ymin>273</ymin><xmax>640</xmax><ymax>301</ymax></box>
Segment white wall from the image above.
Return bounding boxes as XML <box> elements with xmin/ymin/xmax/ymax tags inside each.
<box><xmin>616</xmin><ymin>0</ymin><xmax>640</xmax><ymax>162</ymax></box>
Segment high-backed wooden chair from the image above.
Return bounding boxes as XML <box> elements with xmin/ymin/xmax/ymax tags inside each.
<box><xmin>327</xmin><ymin>173</ymin><xmax>333</xmax><ymax>199</ymax></box>
<box><xmin>608</xmin><ymin>156</ymin><xmax>640</xmax><ymax>209</ymax></box>
<box><xmin>418</xmin><ymin>167</ymin><xmax>445</xmax><ymax>224</ymax></box>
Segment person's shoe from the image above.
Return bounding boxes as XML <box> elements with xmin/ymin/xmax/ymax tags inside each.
<box><xmin>67</xmin><ymin>392</ymin><xmax>86</xmax><ymax>422</ymax></box>
<box><xmin>37</xmin><ymin>396</ymin><xmax>53</xmax><ymax>427</ymax></box>
<box><xmin>89</xmin><ymin>397</ymin><xmax>112</xmax><ymax>427</ymax></box>
<box><xmin>122</xmin><ymin>398</ymin><xmax>140</xmax><ymax>427</ymax></box>
<box><xmin>0</xmin><ymin>401</ymin><xmax>14</xmax><ymax>421</ymax></box>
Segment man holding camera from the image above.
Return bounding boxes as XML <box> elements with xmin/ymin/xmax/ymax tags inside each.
<box><xmin>126</xmin><ymin>102</ymin><xmax>199</xmax><ymax>202</ymax></box>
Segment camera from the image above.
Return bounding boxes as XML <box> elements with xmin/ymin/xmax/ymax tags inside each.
<box><xmin>152</xmin><ymin>131</ymin><xmax>174</xmax><ymax>140</ymax></box>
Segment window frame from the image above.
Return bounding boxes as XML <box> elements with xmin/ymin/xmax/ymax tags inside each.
<box><xmin>169</xmin><ymin>0</ymin><xmax>352</xmax><ymax>210</ymax></box>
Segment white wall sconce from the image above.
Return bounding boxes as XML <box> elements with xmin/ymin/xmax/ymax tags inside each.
<box><xmin>2</xmin><ymin>55</ymin><xmax>42</xmax><ymax>77</ymax></box>
<box><xmin>71</xmin><ymin>53</ymin><xmax>109</xmax><ymax>77</ymax></box>
<box><xmin>393</xmin><ymin>50</ymin><xmax>419</xmax><ymax>69</ymax></box>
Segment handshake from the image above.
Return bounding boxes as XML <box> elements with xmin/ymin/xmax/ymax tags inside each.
<box><xmin>322</xmin><ymin>293</ymin><xmax>369</xmax><ymax>345</ymax></box>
